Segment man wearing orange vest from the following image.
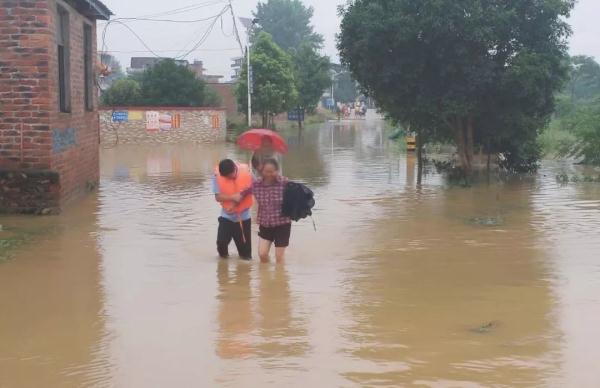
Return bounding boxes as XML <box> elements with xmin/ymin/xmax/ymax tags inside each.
<box><xmin>212</xmin><ymin>159</ymin><xmax>254</xmax><ymax>260</ymax></box>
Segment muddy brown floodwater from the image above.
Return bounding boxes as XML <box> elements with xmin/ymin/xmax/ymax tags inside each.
<box><xmin>1</xmin><ymin>120</ymin><xmax>600</xmax><ymax>387</ymax></box>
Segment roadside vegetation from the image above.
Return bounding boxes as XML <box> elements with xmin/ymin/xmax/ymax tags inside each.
<box><xmin>100</xmin><ymin>59</ymin><xmax>221</xmax><ymax>107</ymax></box>
<box><xmin>338</xmin><ymin>0</ymin><xmax>577</xmax><ymax>176</ymax></box>
<box><xmin>540</xmin><ymin>55</ymin><xmax>600</xmax><ymax>165</ymax></box>
<box><xmin>235</xmin><ymin>0</ymin><xmax>332</xmax><ymax>128</ymax></box>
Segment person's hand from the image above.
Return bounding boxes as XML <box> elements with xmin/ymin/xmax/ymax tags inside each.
<box><xmin>231</xmin><ymin>193</ymin><xmax>242</xmax><ymax>203</ymax></box>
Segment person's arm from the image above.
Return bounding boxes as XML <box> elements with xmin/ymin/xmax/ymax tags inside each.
<box><xmin>240</xmin><ymin>182</ymin><xmax>254</xmax><ymax>198</ymax></box>
<box><xmin>212</xmin><ymin>175</ymin><xmax>242</xmax><ymax>203</ymax></box>
<box><xmin>215</xmin><ymin>192</ymin><xmax>242</xmax><ymax>203</ymax></box>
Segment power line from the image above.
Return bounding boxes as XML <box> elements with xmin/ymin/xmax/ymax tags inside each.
<box><xmin>101</xmin><ymin>48</ymin><xmax>240</xmax><ymax>54</ymax></box>
<box><xmin>105</xmin><ymin>20</ymin><xmax>164</xmax><ymax>57</ymax></box>
<box><xmin>138</xmin><ymin>0</ymin><xmax>227</xmax><ymax>19</ymax></box>
<box><xmin>228</xmin><ymin>0</ymin><xmax>244</xmax><ymax>55</ymax></box>
<box><xmin>99</xmin><ymin>2</ymin><xmax>247</xmax><ymax>69</ymax></box>
<box><xmin>107</xmin><ymin>15</ymin><xmax>229</xmax><ymax>24</ymax></box>
<box><xmin>170</xmin><ymin>5</ymin><xmax>230</xmax><ymax>57</ymax></box>
<box><xmin>175</xmin><ymin>7</ymin><xmax>228</xmax><ymax>59</ymax></box>
<box><xmin>100</xmin><ymin>6</ymin><xmax>230</xmax><ymax>62</ymax></box>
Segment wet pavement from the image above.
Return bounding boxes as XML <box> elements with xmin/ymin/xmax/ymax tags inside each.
<box><xmin>1</xmin><ymin>120</ymin><xmax>600</xmax><ymax>387</ymax></box>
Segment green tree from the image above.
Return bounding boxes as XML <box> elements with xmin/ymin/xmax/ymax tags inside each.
<box><xmin>236</xmin><ymin>32</ymin><xmax>298</xmax><ymax>128</ymax></box>
<box><xmin>101</xmin><ymin>78</ymin><xmax>141</xmax><ymax>106</ymax></box>
<box><xmin>333</xmin><ymin>70</ymin><xmax>358</xmax><ymax>104</ymax></box>
<box><xmin>557</xmin><ymin>98</ymin><xmax>600</xmax><ymax>165</ymax></box>
<box><xmin>565</xmin><ymin>55</ymin><xmax>600</xmax><ymax>103</ymax></box>
<box><xmin>338</xmin><ymin>0</ymin><xmax>574</xmax><ymax>174</ymax></box>
<box><xmin>292</xmin><ymin>44</ymin><xmax>331</xmax><ymax>113</ymax></box>
<box><xmin>139</xmin><ymin>59</ymin><xmax>220</xmax><ymax>107</ymax></box>
<box><xmin>253</xmin><ymin>0</ymin><xmax>323</xmax><ymax>51</ymax></box>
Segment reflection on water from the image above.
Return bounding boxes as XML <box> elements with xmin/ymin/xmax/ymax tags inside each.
<box><xmin>1</xmin><ymin>121</ymin><xmax>600</xmax><ymax>387</ymax></box>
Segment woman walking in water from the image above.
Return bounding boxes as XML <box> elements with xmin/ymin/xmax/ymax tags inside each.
<box><xmin>252</xmin><ymin>158</ymin><xmax>292</xmax><ymax>263</ymax></box>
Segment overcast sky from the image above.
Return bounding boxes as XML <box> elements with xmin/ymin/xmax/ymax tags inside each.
<box><xmin>99</xmin><ymin>0</ymin><xmax>600</xmax><ymax>81</ymax></box>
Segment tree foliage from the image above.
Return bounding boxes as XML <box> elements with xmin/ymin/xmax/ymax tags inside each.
<box><xmin>252</xmin><ymin>0</ymin><xmax>330</xmax><ymax>116</ymax></box>
<box><xmin>253</xmin><ymin>0</ymin><xmax>323</xmax><ymax>52</ymax></box>
<box><xmin>236</xmin><ymin>32</ymin><xmax>298</xmax><ymax>127</ymax></box>
<box><xmin>101</xmin><ymin>59</ymin><xmax>220</xmax><ymax>107</ymax></box>
<box><xmin>333</xmin><ymin>70</ymin><xmax>358</xmax><ymax>104</ymax></box>
<box><xmin>139</xmin><ymin>60</ymin><xmax>220</xmax><ymax>107</ymax></box>
<box><xmin>338</xmin><ymin>0</ymin><xmax>575</xmax><ymax>173</ymax></box>
<box><xmin>564</xmin><ymin>55</ymin><xmax>600</xmax><ymax>103</ymax></box>
<box><xmin>101</xmin><ymin>78</ymin><xmax>141</xmax><ymax>106</ymax></box>
<box><xmin>557</xmin><ymin>98</ymin><xmax>600</xmax><ymax>165</ymax></box>
<box><xmin>549</xmin><ymin>56</ymin><xmax>600</xmax><ymax>165</ymax></box>
<box><xmin>292</xmin><ymin>44</ymin><xmax>331</xmax><ymax>112</ymax></box>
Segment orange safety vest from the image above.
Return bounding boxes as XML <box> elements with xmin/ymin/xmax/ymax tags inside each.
<box><xmin>214</xmin><ymin>163</ymin><xmax>254</xmax><ymax>214</ymax></box>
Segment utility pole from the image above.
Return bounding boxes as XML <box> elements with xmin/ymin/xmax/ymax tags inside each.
<box><xmin>247</xmin><ymin>45</ymin><xmax>252</xmax><ymax>127</ymax></box>
<box><xmin>227</xmin><ymin>1</ymin><xmax>254</xmax><ymax>127</ymax></box>
<box><xmin>245</xmin><ymin>19</ymin><xmax>259</xmax><ymax>128</ymax></box>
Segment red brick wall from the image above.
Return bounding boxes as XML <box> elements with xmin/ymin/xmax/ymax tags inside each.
<box><xmin>0</xmin><ymin>0</ymin><xmax>101</xmax><ymax>212</ymax></box>
<box><xmin>207</xmin><ymin>82</ymin><xmax>240</xmax><ymax>120</ymax></box>
<box><xmin>0</xmin><ymin>0</ymin><xmax>53</xmax><ymax>170</ymax></box>
<box><xmin>47</xmin><ymin>0</ymin><xmax>100</xmax><ymax>205</ymax></box>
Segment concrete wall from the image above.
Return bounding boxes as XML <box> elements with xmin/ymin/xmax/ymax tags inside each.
<box><xmin>0</xmin><ymin>0</ymin><xmax>101</xmax><ymax>213</ymax></box>
<box><xmin>99</xmin><ymin>107</ymin><xmax>226</xmax><ymax>145</ymax></box>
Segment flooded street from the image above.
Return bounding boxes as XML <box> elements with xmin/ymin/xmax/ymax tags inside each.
<box><xmin>1</xmin><ymin>120</ymin><xmax>600</xmax><ymax>387</ymax></box>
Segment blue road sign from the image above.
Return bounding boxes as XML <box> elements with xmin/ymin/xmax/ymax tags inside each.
<box><xmin>288</xmin><ymin>108</ymin><xmax>305</xmax><ymax>122</ymax></box>
<box><xmin>112</xmin><ymin>111</ymin><xmax>128</xmax><ymax>122</ymax></box>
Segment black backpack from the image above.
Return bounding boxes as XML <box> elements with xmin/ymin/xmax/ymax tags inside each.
<box><xmin>281</xmin><ymin>182</ymin><xmax>315</xmax><ymax>222</ymax></box>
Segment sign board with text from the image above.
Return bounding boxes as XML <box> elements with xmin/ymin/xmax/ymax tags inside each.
<box><xmin>288</xmin><ymin>108</ymin><xmax>305</xmax><ymax>122</ymax></box>
<box><xmin>111</xmin><ymin>111</ymin><xmax>128</xmax><ymax>122</ymax></box>
<box><xmin>145</xmin><ymin>111</ymin><xmax>160</xmax><ymax>132</ymax></box>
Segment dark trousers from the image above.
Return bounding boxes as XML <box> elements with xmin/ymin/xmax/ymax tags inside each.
<box><xmin>217</xmin><ymin>217</ymin><xmax>252</xmax><ymax>259</ymax></box>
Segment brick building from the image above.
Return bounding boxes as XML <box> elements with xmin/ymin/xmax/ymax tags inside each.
<box><xmin>207</xmin><ymin>82</ymin><xmax>239</xmax><ymax>120</ymax></box>
<box><xmin>0</xmin><ymin>0</ymin><xmax>112</xmax><ymax>214</ymax></box>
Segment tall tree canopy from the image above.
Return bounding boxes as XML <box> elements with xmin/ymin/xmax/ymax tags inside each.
<box><xmin>565</xmin><ymin>55</ymin><xmax>600</xmax><ymax>103</ymax></box>
<box><xmin>236</xmin><ymin>32</ymin><xmax>298</xmax><ymax>128</ymax></box>
<box><xmin>338</xmin><ymin>0</ymin><xmax>575</xmax><ymax>173</ymax></box>
<box><xmin>333</xmin><ymin>70</ymin><xmax>358</xmax><ymax>104</ymax></box>
<box><xmin>293</xmin><ymin>44</ymin><xmax>331</xmax><ymax>112</ymax></box>
<box><xmin>100</xmin><ymin>59</ymin><xmax>220</xmax><ymax>107</ymax></box>
<box><xmin>139</xmin><ymin>60</ymin><xmax>220</xmax><ymax>107</ymax></box>
<box><xmin>253</xmin><ymin>0</ymin><xmax>323</xmax><ymax>52</ymax></box>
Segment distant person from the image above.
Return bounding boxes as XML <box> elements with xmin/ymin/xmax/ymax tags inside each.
<box><xmin>212</xmin><ymin>159</ymin><xmax>253</xmax><ymax>260</ymax></box>
<box><xmin>251</xmin><ymin>135</ymin><xmax>281</xmax><ymax>175</ymax></box>
<box><xmin>251</xmin><ymin>159</ymin><xmax>292</xmax><ymax>263</ymax></box>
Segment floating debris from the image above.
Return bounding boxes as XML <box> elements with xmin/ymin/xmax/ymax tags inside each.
<box><xmin>470</xmin><ymin>321</ymin><xmax>501</xmax><ymax>334</ymax></box>
<box><xmin>467</xmin><ymin>216</ymin><xmax>504</xmax><ymax>227</ymax></box>
<box><xmin>556</xmin><ymin>174</ymin><xmax>600</xmax><ymax>184</ymax></box>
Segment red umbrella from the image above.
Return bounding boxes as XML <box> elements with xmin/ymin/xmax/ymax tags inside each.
<box><xmin>236</xmin><ymin>129</ymin><xmax>289</xmax><ymax>154</ymax></box>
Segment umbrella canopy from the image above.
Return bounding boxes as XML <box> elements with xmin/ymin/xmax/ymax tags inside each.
<box><xmin>236</xmin><ymin>129</ymin><xmax>289</xmax><ymax>154</ymax></box>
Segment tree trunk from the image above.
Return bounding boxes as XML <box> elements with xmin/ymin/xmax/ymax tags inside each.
<box><xmin>416</xmin><ymin>128</ymin><xmax>423</xmax><ymax>185</ymax></box>
<box><xmin>466</xmin><ymin>114</ymin><xmax>475</xmax><ymax>169</ymax></box>
<box><xmin>262</xmin><ymin>112</ymin><xmax>268</xmax><ymax>128</ymax></box>
<box><xmin>454</xmin><ymin>115</ymin><xmax>473</xmax><ymax>177</ymax></box>
<box><xmin>486</xmin><ymin>151</ymin><xmax>491</xmax><ymax>184</ymax></box>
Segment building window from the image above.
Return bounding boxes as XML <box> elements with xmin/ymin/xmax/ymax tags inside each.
<box><xmin>57</xmin><ymin>6</ymin><xmax>70</xmax><ymax>113</ymax></box>
<box><xmin>83</xmin><ymin>23</ymin><xmax>93</xmax><ymax>111</ymax></box>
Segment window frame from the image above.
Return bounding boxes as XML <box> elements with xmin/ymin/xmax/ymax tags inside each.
<box><xmin>83</xmin><ymin>22</ymin><xmax>94</xmax><ymax>111</ymax></box>
<box><xmin>57</xmin><ymin>5</ymin><xmax>71</xmax><ymax>113</ymax></box>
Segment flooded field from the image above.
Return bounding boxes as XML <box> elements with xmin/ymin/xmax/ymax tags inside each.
<box><xmin>1</xmin><ymin>120</ymin><xmax>600</xmax><ymax>387</ymax></box>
